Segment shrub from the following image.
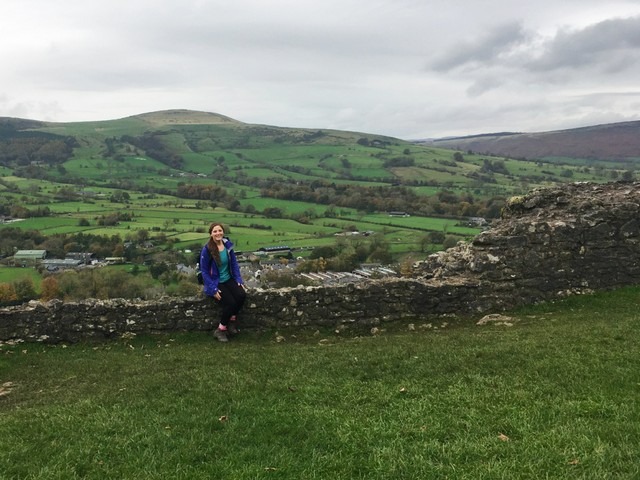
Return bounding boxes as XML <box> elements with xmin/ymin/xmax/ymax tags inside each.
<box><xmin>0</xmin><ymin>283</ymin><xmax>18</xmax><ymax>305</ymax></box>
<box><xmin>12</xmin><ymin>277</ymin><xmax>37</xmax><ymax>302</ymax></box>
<box><xmin>56</xmin><ymin>269</ymin><xmax>148</xmax><ymax>300</ymax></box>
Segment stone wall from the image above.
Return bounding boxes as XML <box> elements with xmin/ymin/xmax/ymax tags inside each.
<box><xmin>3</xmin><ymin>181</ymin><xmax>640</xmax><ymax>343</ymax></box>
<box><xmin>417</xmin><ymin>181</ymin><xmax>640</xmax><ymax>306</ymax></box>
<box><xmin>0</xmin><ymin>279</ymin><xmax>481</xmax><ymax>343</ymax></box>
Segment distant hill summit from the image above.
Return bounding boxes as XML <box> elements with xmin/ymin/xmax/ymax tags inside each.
<box><xmin>3</xmin><ymin>108</ymin><xmax>639</xmax><ymax>163</ymax></box>
<box><xmin>128</xmin><ymin>109</ymin><xmax>242</xmax><ymax>126</ymax></box>
<box><xmin>430</xmin><ymin>120</ymin><xmax>640</xmax><ymax>161</ymax></box>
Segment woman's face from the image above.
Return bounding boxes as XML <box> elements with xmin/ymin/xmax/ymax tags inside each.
<box><xmin>210</xmin><ymin>225</ymin><xmax>224</xmax><ymax>242</ymax></box>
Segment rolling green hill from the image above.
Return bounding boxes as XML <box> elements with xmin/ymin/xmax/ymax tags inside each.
<box><xmin>1</xmin><ymin>109</ymin><xmax>625</xmax><ymax>196</ymax></box>
<box><xmin>0</xmin><ymin>109</ymin><xmax>633</xmax><ymax>272</ymax></box>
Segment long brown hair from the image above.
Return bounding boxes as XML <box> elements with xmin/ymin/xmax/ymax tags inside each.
<box><xmin>206</xmin><ymin>222</ymin><xmax>224</xmax><ymax>266</ymax></box>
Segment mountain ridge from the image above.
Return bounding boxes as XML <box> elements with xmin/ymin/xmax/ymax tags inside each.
<box><xmin>2</xmin><ymin>109</ymin><xmax>640</xmax><ymax>161</ymax></box>
<box><xmin>430</xmin><ymin>120</ymin><xmax>640</xmax><ymax>161</ymax></box>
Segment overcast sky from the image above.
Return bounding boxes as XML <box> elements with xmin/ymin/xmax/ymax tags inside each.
<box><xmin>2</xmin><ymin>0</ymin><xmax>640</xmax><ymax>139</ymax></box>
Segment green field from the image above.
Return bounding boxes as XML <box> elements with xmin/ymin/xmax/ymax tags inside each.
<box><xmin>1</xmin><ymin>287</ymin><xmax>639</xmax><ymax>478</ymax></box>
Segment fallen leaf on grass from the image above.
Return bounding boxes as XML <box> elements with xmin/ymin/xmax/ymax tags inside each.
<box><xmin>399</xmin><ymin>387</ymin><xmax>407</xmax><ymax>393</ymax></box>
<box><xmin>264</xmin><ymin>467</ymin><xmax>278</xmax><ymax>471</ymax></box>
<box><xmin>218</xmin><ymin>415</ymin><xmax>228</xmax><ymax>422</ymax></box>
<box><xmin>498</xmin><ymin>433</ymin><xmax>510</xmax><ymax>442</ymax></box>
<box><xmin>568</xmin><ymin>459</ymin><xmax>580</xmax><ymax>465</ymax></box>
<box><xmin>0</xmin><ymin>382</ymin><xmax>15</xmax><ymax>397</ymax></box>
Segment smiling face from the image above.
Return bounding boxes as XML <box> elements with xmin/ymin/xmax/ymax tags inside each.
<box><xmin>210</xmin><ymin>224</ymin><xmax>225</xmax><ymax>243</ymax></box>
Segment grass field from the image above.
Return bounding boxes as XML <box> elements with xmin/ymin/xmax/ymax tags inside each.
<box><xmin>1</xmin><ymin>287</ymin><xmax>639</xmax><ymax>479</ymax></box>
<box><xmin>0</xmin><ymin>266</ymin><xmax>41</xmax><ymax>288</ymax></box>
<box><xmin>2</xmin><ymin>177</ymin><xmax>479</xmax><ymax>257</ymax></box>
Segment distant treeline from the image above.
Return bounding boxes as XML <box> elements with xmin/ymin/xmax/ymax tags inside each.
<box><xmin>175</xmin><ymin>183</ymin><xmax>234</xmax><ymax>204</ymax></box>
<box><xmin>0</xmin><ymin>134</ymin><xmax>77</xmax><ymax>167</ymax></box>
<box><xmin>258</xmin><ymin>181</ymin><xmax>504</xmax><ymax>218</ymax></box>
<box><xmin>0</xmin><ymin>228</ymin><xmax>125</xmax><ymax>259</ymax></box>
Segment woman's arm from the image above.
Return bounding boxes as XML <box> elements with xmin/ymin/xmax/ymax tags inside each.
<box><xmin>200</xmin><ymin>246</ymin><xmax>219</xmax><ymax>296</ymax></box>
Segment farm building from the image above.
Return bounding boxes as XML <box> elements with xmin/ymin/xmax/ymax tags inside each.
<box><xmin>42</xmin><ymin>259</ymin><xmax>83</xmax><ymax>271</ymax></box>
<box><xmin>13</xmin><ymin>250</ymin><xmax>47</xmax><ymax>266</ymax></box>
<box><xmin>66</xmin><ymin>252</ymin><xmax>95</xmax><ymax>264</ymax></box>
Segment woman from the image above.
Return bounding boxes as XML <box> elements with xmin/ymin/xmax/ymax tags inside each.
<box><xmin>200</xmin><ymin>223</ymin><xmax>246</xmax><ymax>342</ymax></box>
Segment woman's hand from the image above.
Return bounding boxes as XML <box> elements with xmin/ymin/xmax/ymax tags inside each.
<box><xmin>214</xmin><ymin>290</ymin><xmax>222</xmax><ymax>301</ymax></box>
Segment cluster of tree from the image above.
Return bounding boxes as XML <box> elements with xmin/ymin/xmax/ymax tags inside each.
<box><xmin>0</xmin><ymin>134</ymin><xmax>77</xmax><ymax>167</ymax></box>
<box><xmin>39</xmin><ymin>269</ymin><xmax>150</xmax><ymax>302</ymax></box>
<box><xmin>119</xmin><ymin>133</ymin><xmax>185</xmax><ymax>169</ymax></box>
<box><xmin>0</xmin><ymin>263</ymin><xmax>203</xmax><ymax>306</ymax></box>
<box><xmin>0</xmin><ymin>228</ymin><xmax>46</xmax><ymax>257</ymax></box>
<box><xmin>259</xmin><ymin>180</ymin><xmax>504</xmax><ymax>218</ymax></box>
<box><xmin>0</xmin><ymin>203</ymin><xmax>51</xmax><ymax>219</ymax></box>
<box><xmin>175</xmin><ymin>183</ymin><xmax>233</xmax><ymax>204</ymax></box>
<box><xmin>96</xmin><ymin>211</ymin><xmax>133</xmax><ymax>226</ymax></box>
<box><xmin>383</xmin><ymin>157</ymin><xmax>416</xmax><ymax>168</ymax></box>
<box><xmin>249</xmin><ymin>223</ymin><xmax>272</xmax><ymax>230</ymax></box>
<box><xmin>480</xmin><ymin>159</ymin><xmax>510</xmax><ymax>175</ymax></box>
<box><xmin>110</xmin><ymin>190</ymin><xmax>131</xmax><ymax>203</ymax></box>
<box><xmin>356</xmin><ymin>137</ymin><xmax>394</xmax><ymax>148</ymax></box>
<box><xmin>0</xmin><ymin>277</ymin><xmax>37</xmax><ymax>306</ymax></box>
<box><xmin>297</xmin><ymin>234</ymin><xmax>393</xmax><ymax>273</ymax></box>
<box><xmin>0</xmin><ymin>227</ymin><xmax>125</xmax><ymax>259</ymax></box>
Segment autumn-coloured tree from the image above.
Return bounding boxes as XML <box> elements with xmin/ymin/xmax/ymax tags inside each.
<box><xmin>40</xmin><ymin>276</ymin><xmax>61</xmax><ymax>301</ymax></box>
<box><xmin>0</xmin><ymin>283</ymin><xmax>17</xmax><ymax>305</ymax></box>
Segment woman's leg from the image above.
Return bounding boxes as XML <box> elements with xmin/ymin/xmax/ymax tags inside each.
<box><xmin>217</xmin><ymin>280</ymin><xmax>246</xmax><ymax>326</ymax></box>
<box><xmin>226</xmin><ymin>281</ymin><xmax>246</xmax><ymax>316</ymax></box>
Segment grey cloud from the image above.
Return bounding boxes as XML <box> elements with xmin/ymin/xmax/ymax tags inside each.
<box><xmin>429</xmin><ymin>22</ymin><xmax>530</xmax><ymax>71</ymax></box>
<box><xmin>466</xmin><ymin>76</ymin><xmax>505</xmax><ymax>96</ymax></box>
<box><xmin>530</xmin><ymin>16</ymin><xmax>640</xmax><ymax>72</ymax></box>
<box><xmin>4</xmin><ymin>0</ymin><xmax>640</xmax><ymax>138</ymax></box>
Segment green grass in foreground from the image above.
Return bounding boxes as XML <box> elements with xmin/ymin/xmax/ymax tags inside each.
<box><xmin>1</xmin><ymin>288</ymin><xmax>639</xmax><ymax>479</ymax></box>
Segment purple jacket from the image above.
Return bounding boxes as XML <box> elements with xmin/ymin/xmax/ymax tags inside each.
<box><xmin>200</xmin><ymin>238</ymin><xmax>243</xmax><ymax>297</ymax></box>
